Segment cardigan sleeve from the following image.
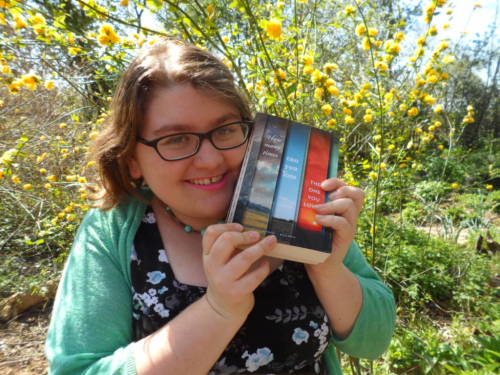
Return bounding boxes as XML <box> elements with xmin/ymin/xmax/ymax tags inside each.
<box><xmin>45</xmin><ymin>206</ymin><xmax>141</xmax><ymax>375</ymax></box>
<box><xmin>330</xmin><ymin>241</ymin><xmax>396</xmax><ymax>360</ymax></box>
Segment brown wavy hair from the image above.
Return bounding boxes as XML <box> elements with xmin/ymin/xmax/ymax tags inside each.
<box><xmin>90</xmin><ymin>38</ymin><xmax>252</xmax><ymax>209</ymax></box>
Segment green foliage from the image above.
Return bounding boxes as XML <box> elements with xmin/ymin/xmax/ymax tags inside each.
<box><xmin>0</xmin><ymin>0</ymin><xmax>498</xmax><ymax>373</ymax></box>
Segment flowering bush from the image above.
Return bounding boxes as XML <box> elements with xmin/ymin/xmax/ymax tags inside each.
<box><xmin>0</xmin><ymin>0</ymin><xmax>498</xmax><ymax>372</ymax></box>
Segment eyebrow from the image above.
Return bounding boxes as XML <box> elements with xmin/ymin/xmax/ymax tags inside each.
<box><xmin>152</xmin><ymin>112</ymin><xmax>242</xmax><ymax>136</ymax></box>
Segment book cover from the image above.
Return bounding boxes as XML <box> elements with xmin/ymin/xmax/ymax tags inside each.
<box><xmin>226</xmin><ymin>113</ymin><xmax>340</xmax><ymax>264</ymax></box>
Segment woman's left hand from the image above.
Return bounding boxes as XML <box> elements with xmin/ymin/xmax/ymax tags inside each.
<box><xmin>305</xmin><ymin>178</ymin><xmax>365</xmax><ymax>276</ymax></box>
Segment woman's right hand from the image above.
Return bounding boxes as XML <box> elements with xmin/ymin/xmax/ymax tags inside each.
<box><xmin>202</xmin><ymin>223</ymin><xmax>277</xmax><ymax>320</ymax></box>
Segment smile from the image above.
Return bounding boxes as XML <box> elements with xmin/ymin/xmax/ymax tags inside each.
<box><xmin>187</xmin><ymin>174</ymin><xmax>224</xmax><ymax>185</ymax></box>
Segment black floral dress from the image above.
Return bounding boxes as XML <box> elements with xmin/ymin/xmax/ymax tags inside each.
<box><xmin>131</xmin><ymin>207</ymin><xmax>331</xmax><ymax>374</ymax></box>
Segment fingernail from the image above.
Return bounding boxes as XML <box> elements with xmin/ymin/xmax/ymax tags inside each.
<box><xmin>313</xmin><ymin>203</ymin><xmax>327</xmax><ymax>209</ymax></box>
<box><xmin>264</xmin><ymin>235</ymin><xmax>277</xmax><ymax>247</ymax></box>
<box><xmin>315</xmin><ymin>214</ymin><xmax>326</xmax><ymax>220</ymax></box>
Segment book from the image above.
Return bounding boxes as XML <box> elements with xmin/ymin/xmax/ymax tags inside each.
<box><xmin>226</xmin><ymin>113</ymin><xmax>340</xmax><ymax>264</ymax></box>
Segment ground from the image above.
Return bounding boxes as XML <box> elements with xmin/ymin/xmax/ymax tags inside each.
<box><xmin>0</xmin><ymin>303</ymin><xmax>51</xmax><ymax>375</ymax></box>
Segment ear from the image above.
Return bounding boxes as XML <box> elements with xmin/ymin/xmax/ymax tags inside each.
<box><xmin>127</xmin><ymin>154</ymin><xmax>143</xmax><ymax>180</ymax></box>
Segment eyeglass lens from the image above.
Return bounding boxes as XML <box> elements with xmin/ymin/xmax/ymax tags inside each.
<box><xmin>157</xmin><ymin>122</ymin><xmax>249</xmax><ymax>160</ymax></box>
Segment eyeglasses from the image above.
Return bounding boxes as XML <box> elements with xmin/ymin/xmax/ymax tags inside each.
<box><xmin>137</xmin><ymin>120</ymin><xmax>253</xmax><ymax>161</ymax></box>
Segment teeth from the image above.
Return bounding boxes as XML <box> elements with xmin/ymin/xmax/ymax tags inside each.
<box><xmin>190</xmin><ymin>175</ymin><xmax>223</xmax><ymax>185</ymax></box>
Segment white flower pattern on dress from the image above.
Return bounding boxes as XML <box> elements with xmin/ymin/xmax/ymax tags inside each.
<box><xmin>292</xmin><ymin>327</ymin><xmax>310</xmax><ymax>345</ymax></box>
<box><xmin>242</xmin><ymin>347</ymin><xmax>274</xmax><ymax>372</ymax></box>
<box><xmin>142</xmin><ymin>212</ymin><xmax>156</xmax><ymax>223</ymax></box>
<box><xmin>158</xmin><ymin>249</ymin><xmax>168</xmax><ymax>263</ymax></box>
<box><xmin>146</xmin><ymin>271</ymin><xmax>166</xmax><ymax>285</ymax></box>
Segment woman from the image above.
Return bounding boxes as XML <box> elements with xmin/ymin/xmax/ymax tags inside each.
<box><xmin>46</xmin><ymin>38</ymin><xmax>396</xmax><ymax>375</ymax></box>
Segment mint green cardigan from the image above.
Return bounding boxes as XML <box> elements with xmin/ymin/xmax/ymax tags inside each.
<box><xmin>45</xmin><ymin>197</ymin><xmax>396</xmax><ymax>374</ymax></box>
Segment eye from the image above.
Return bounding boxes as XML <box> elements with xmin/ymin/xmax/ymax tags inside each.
<box><xmin>215</xmin><ymin>124</ymin><xmax>239</xmax><ymax>137</ymax></box>
<box><xmin>159</xmin><ymin>134</ymin><xmax>191</xmax><ymax>148</ymax></box>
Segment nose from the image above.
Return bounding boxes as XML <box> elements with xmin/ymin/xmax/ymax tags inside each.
<box><xmin>192</xmin><ymin>137</ymin><xmax>224</xmax><ymax>168</ymax></box>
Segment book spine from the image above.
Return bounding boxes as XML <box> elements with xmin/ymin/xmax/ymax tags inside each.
<box><xmin>226</xmin><ymin>113</ymin><xmax>267</xmax><ymax>223</ymax></box>
<box><xmin>293</xmin><ymin>127</ymin><xmax>333</xmax><ymax>252</ymax></box>
<box><xmin>268</xmin><ymin>122</ymin><xmax>310</xmax><ymax>243</ymax></box>
<box><xmin>240</xmin><ymin>115</ymin><xmax>289</xmax><ymax>236</ymax></box>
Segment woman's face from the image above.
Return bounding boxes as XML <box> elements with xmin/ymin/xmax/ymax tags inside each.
<box><xmin>128</xmin><ymin>84</ymin><xmax>247</xmax><ymax>226</ymax></box>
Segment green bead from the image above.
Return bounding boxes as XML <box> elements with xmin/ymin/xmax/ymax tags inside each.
<box><xmin>184</xmin><ymin>225</ymin><xmax>193</xmax><ymax>232</ymax></box>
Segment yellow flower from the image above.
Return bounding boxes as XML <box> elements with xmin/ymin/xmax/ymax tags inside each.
<box><xmin>408</xmin><ymin>107</ymin><xmax>419</xmax><ymax>117</ymax></box>
<box><xmin>355</xmin><ymin>24</ymin><xmax>367</xmax><ymax>36</ymax></box>
<box><xmin>303</xmin><ymin>65</ymin><xmax>313</xmax><ymax>75</ymax></box>
<box><xmin>0</xmin><ymin>0</ymin><xmax>13</xmax><ymax>8</ymax></box>
<box><xmin>363</xmin><ymin>114</ymin><xmax>373</xmax><ymax>123</ymax></box>
<box><xmin>438</xmin><ymin>144</ymin><xmax>444</xmax><ymax>150</ymax></box>
<box><xmin>327</xmin><ymin>86</ymin><xmax>340</xmax><ymax>96</ymax></box>
<box><xmin>303</xmin><ymin>55</ymin><xmax>314</xmax><ymax>66</ymax></box>
<box><xmin>0</xmin><ymin>169</ymin><xmax>4</xmax><ymax>179</ymax></box>
<box><xmin>314</xmin><ymin>87</ymin><xmax>325</xmax><ymax>99</ymax></box>
<box><xmin>345</xmin><ymin>5</ymin><xmax>356</xmax><ymax>15</ymax></box>
<box><xmin>22</xmin><ymin>74</ymin><xmax>40</xmax><ymax>90</ymax></box>
<box><xmin>323</xmin><ymin>63</ymin><xmax>338</xmax><ymax>73</ymax></box>
<box><xmin>30</xmin><ymin>14</ymin><xmax>46</xmax><ymax>25</ymax></box>
<box><xmin>369</xmin><ymin>171</ymin><xmax>378</xmax><ymax>180</ymax></box>
<box><xmin>2</xmin><ymin>65</ymin><xmax>11</xmax><ymax>74</ymax></box>
<box><xmin>327</xmin><ymin>119</ymin><xmax>337</xmax><ymax>128</ymax></box>
<box><xmin>69</xmin><ymin>47</ymin><xmax>82</xmax><ymax>55</ymax></box>
<box><xmin>44</xmin><ymin>183</ymin><xmax>52</xmax><ymax>189</ymax></box>
<box><xmin>207</xmin><ymin>4</ymin><xmax>215</xmax><ymax>14</ymax></box>
<box><xmin>399</xmin><ymin>104</ymin><xmax>408</xmax><ymax>111</ymax></box>
<box><xmin>265</xmin><ymin>18</ymin><xmax>283</xmax><ymax>40</ymax></box>
<box><xmin>0</xmin><ymin>13</ymin><xmax>6</xmax><ymax>25</ymax></box>
<box><xmin>426</xmin><ymin>75</ymin><xmax>439</xmax><ymax>84</ymax></box>
<box><xmin>451</xmin><ymin>182</ymin><xmax>460</xmax><ymax>190</ymax></box>
<box><xmin>395</xmin><ymin>31</ymin><xmax>405</xmax><ymax>42</ymax></box>
<box><xmin>434</xmin><ymin>121</ymin><xmax>443</xmax><ymax>127</ymax></box>
<box><xmin>387</xmin><ymin>144</ymin><xmax>395</xmax><ymax>150</ymax></box>
<box><xmin>47</xmin><ymin>174</ymin><xmax>58</xmax><ymax>182</ymax></box>
<box><xmin>373</xmin><ymin>134</ymin><xmax>382</xmax><ymax>142</ymax></box>
<box><xmin>345</xmin><ymin>115</ymin><xmax>355</xmax><ymax>124</ymax></box>
<box><xmin>14</xmin><ymin>15</ymin><xmax>27</xmax><ymax>29</ymax></box>
<box><xmin>325</xmin><ymin>78</ymin><xmax>335</xmax><ymax>87</ymax></box>
<box><xmin>39</xmin><ymin>168</ymin><xmax>48</xmax><ymax>174</ymax></box>
<box><xmin>59</xmin><ymin>123</ymin><xmax>67</xmax><ymax>129</ymax></box>
<box><xmin>429</xmin><ymin>26</ymin><xmax>438</xmax><ymax>36</ymax></box>
<box><xmin>44</xmin><ymin>80</ymin><xmax>55</xmax><ymax>90</ymax></box>
<box><xmin>442</xmin><ymin>55</ymin><xmax>456</xmax><ymax>64</ymax></box>
<box><xmin>368</xmin><ymin>28</ymin><xmax>378</xmax><ymax>37</ymax></box>
<box><xmin>321</xmin><ymin>104</ymin><xmax>333</xmax><ymax>116</ymax></box>
<box><xmin>399</xmin><ymin>163</ymin><xmax>407</xmax><ymax>168</ymax></box>
<box><xmin>380</xmin><ymin>162</ymin><xmax>388</xmax><ymax>170</ymax></box>
<box><xmin>375</xmin><ymin>61</ymin><xmax>389</xmax><ymax>71</ymax></box>
<box><xmin>434</xmin><ymin>104</ymin><xmax>443</xmax><ymax>113</ymax></box>
<box><xmin>23</xmin><ymin>183</ymin><xmax>33</xmax><ymax>190</ymax></box>
<box><xmin>120</xmin><ymin>0</ymin><xmax>129</xmax><ymax>6</ymax></box>
<box><xmin>11</xmin><ymin>175</ymin><xmax>21</xmax><ymax>184</ymax></box>
<box><xmin>98</xmin><ymin>24</ymin><xmax>120</xmax><ymax>46</ymax></box>
<box><xmin>362</xmin><ymin>37</ymin><xmax>371</xmax><ymax>50</ymax></box>
<box><xmin>486</xmin><ymin>184</ymin><xmax>493</xmax><ymax>190</ymax></box>
<box><xmin>423</xmin><ymin>94</ymin><xmax>436</xmax><ymax>105</ymax></box>
<box><xmin>343</xmin><ymin>107</ymin><xmax>352</xmax><ymax>115</ymax></box>
<box><xmin>311</xmin><ymin>69</ymin><xmax>326</xmax><ymax>84</ymax></box>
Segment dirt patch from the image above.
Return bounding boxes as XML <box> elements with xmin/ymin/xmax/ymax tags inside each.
<box><xmin>0</xmin><ymin>302</ymin><xmax>51</xmax><ymax>375</ymax></box>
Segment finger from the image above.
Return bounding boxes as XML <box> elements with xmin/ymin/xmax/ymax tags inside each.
<box><xmin>315</xmin><ymin>214</ymin><xmax>352</xmax><ymax>234</ymax></box>
<box><xmin>202</xmin><ymin>223</ymin><xmax>244</xmax><ymax>255</ymax></box>
<box><xmin>313</xmin><ymin>198</ymin><xmax>358</xmax><ymax>225</ymax></box>
<box><xmin>328</xmin><ymin>186</ymin><xmax>365</xmax><ymax>212</ymax></box>
<box><xmin>233</xmin><ymin>259</ymin><xmax>271</xmax><ymax>294</ymax></box>
<box><xmin>205</xmin><ymin>230</ymin><xmax>262</xmax><ymax>266</ymax></box>
<box><xmin>320</xmin><ymin>178</ymin><xmax>348</xmax><ymax>192</ymax></box>
<box><xmin>226</xmin><ymin>235</ymin><xmax>277</xmax><ymax>280</ymax></box>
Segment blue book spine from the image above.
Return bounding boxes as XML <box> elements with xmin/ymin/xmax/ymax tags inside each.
<box><xmin>268</xmin><ymin>122</ymin><xmax>310</xmax><ymax>243</ymax></box>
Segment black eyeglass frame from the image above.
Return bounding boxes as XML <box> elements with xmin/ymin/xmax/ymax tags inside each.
<box><xmin>137</xmin><ymin>120</ymin><xmax>254</xmax><ymax>161</ymax></box>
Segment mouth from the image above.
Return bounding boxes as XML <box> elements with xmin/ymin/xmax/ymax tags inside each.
<box><xmin>187</xmin><ymin>174</ymin><xmax>225</xmax><ymax>185</ymax></box>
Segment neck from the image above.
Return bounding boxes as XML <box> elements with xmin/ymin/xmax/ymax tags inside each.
<box><xmin>153</xmin><ymin>198</ymin><xmax>221</xmax><ymax>233</ymax></box>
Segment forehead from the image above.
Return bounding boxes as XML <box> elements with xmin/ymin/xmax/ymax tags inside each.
<box><xmin>142</xmin><ymin>84</ymin><xmax>241</xmax><ymax>135</ymax></box>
